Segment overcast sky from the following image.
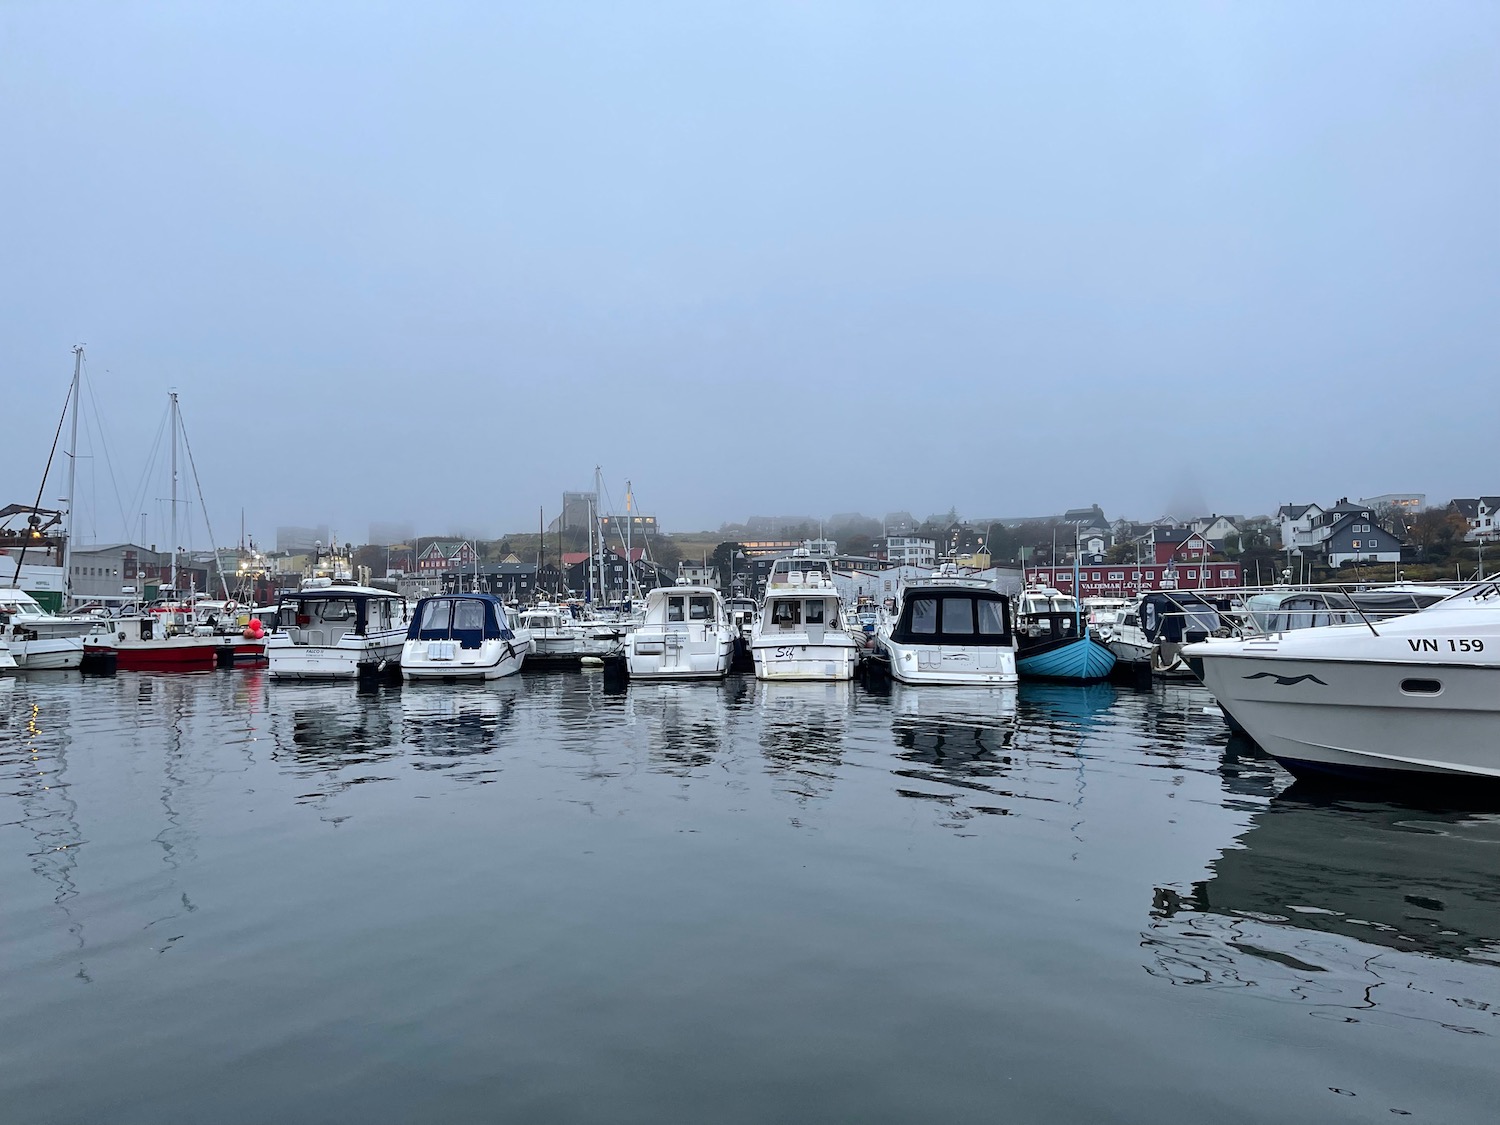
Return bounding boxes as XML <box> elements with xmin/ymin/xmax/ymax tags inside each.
<box><xmin>5</xmin><ymin>2</ymin><xmax>1496</xmax><ymax>546</ymax></box>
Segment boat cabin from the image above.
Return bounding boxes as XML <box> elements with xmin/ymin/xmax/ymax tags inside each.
<box><xmin>1016</xmin><ymin>587</ymin><xmax>1084</xmax><ymax>642</ymax></box>
<box><xmin>767</xmin><ymin>553</ymin><xmax>835</xmax><ymax>590</ymax></box>
<box><xmin>762</xmin><ymin>590</ymin><xmax>842</xmax><ymax>632</ymax></box>
<box><xmin>1128</xmin><ymin>592</ymin><xmax>1222</xmax><ymax>644</ymax></box>
<box><xmin>275</xmin><ymin>584</ymin><xmax>406</xmax><ymax>646</ymax></box>
<box><xmin>890</xmin><ymin>586</ymin><xmax>1013</xmax><ymax>646</ymax></box>
<box><xmin>408</xmin><ymin>594</ymin><xmax>515</xmax><ymax>648</ymax></box>
<box><xmin>643</xmin><ymin>586</ymin><xmax>727</xmax><ymax>626</ymax></box>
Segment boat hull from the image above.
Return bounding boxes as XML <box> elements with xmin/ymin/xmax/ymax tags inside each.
<box><xmin>626</xmin><ymin>629</ymin><xmax>733</xmax><ymax>680</ymax></box>
<box><xmin>9</xmin><ymin>635</ymin><xmax>85</xmax><ymax>670</ymax></box>
<box><xmin>401</xmin><ymin>637</ymin><xmax>527</xmax><ymax>681</ymax></box>
<box><xmin>267</xmin><ymin>636</ymin><xmax>405</xmax><ymax>680</ymax></box>
<box><xmin>1193</xmin><ymin>649</ymin><xmax>1500</xmax><ymax>781</ymax></box>
<box><xmin>1016</xmin><ymin>635</ymin><xmax>1116</xmax><ymax>683</ymax></box>
<box><xmin>751</xmin><ymin>641</ymin><xmax>858</xmax><ymax>681</ymax></box>
<box><xmin>879</xmin><ymin>637</ymin><xmax>1018</xmax><ymax>686</ymax></box>
<box><xmin>86</xmin><ymin>636</ymin><xmax>220</xmax><ymax>673</ymax></box>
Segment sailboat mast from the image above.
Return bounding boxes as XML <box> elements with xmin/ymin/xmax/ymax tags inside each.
<box><xmin>61</xmin><ymin>345</ymin><xmax>83</xmax><ymax>604</ymax></box>
<box><xmin>169</xmin><ymin>392</ymin><xmax>179</xmax><ymax>591</ymax></box>
<box><xmin>586</xmin><ymin>499</ymin><xmax>596</xmax><ymax>603</ymax></box>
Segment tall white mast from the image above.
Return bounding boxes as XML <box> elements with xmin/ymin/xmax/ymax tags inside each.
<box><xmin>169</xmin><ymin>391</ymin><xmax>179</xmax><ymax>591</ymax></box>
<box><xmin>61</xmin><ymin>345</ymin><xmax>83</xmax><ymax>605</ymax></box>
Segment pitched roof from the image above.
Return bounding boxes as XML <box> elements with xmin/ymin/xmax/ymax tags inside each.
<box><xmin>1277</xmin><ymin>503</ymin><xmax>1316</xmax><ymax>520</ymax></box>
<box><xmin>1451</xmin><ymin>498</ymin><xmax>1480</xmax><ymax>517</ymax></box>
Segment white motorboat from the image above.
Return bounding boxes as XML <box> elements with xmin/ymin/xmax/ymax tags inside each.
<box><xmin>750</xmin><ymin>554</ymin><xmax>860</xmax><ymax>681</ymax></box>
<box><xmin>517</xmin><ymin>603</ymin><xmax>619</xmax><ymax>666</ymax></box>
<box><xmin>876</xmin><ymin>572</ymin><xmax>1017</xmax><ymax>686</ymax></box>
<box><xmin>401</xmin><ymin>594</ymin><xmax>530</xmax><ymax>681</ymax></box>
<box><xmin>623</xmin><ymin>586</ymin><xmax>734</xmax><ymax>680</ymax></box>
<box><xmin>266</xmin><ymin>581</ymin><xmax>410</xmax><ymax>680</ymax></box>
<box><xmin>0</xmin><ymin>637</ymin><xmax>16</xmax><ymax>673</ymax></box>
<box><xmin>1109</xmin><ymin>590</ymin><xmax>1228</xmax><ymax>678</ymax></box>
<box><xmin>0</xmin><ymin>587</ymin><xmax>92</xmax><ymax>669</ymax></box>
<box><xmin>1185</xmin><ymin>582</ymin><xmax>1500</xmax><ymax>781</ymax></box>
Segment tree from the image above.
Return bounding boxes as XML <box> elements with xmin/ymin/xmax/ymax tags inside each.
<box><xmin>710</xmin><ymin>542</ymin><xmax>745</xmax><ymax>591</ymax></box>
<box><xmin>352</xmin><ymin>544</ymin><xmax>387</xmax><ymax>579</ymax></box>
<box><xmin>1410</xmin><ymin>508</ymin><xmax>1466</xmax><ymax>560</ymax></box>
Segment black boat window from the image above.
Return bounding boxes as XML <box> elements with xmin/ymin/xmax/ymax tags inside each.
<box><xmin>772</xmin><ymin>600</ymin><xmax>800</xmax><ymax>626</ymax></box>
<box><xmin>977</xmin><ymin>600</ymin><xmax>1006</xmax><ymax>635</ymax></box>
<box><xmin>942</xmin><ymin>598</ymin><xmax>975</xmax><ymax>635</ymax></box>
<box><xmin>667</xmin><ymin>597</ymin><xmax>685</xmax><ymax>622</ymax></box>
<box><xmin>911</xmin><ymin>598</ymin><xmax>938</xmax><ymax>634</ymax></box>
<box><xmin>689</xmin><ymin>596</ymin><xmax>714</xmax><ymax>621</ymax></box>
<box><xmin>805</xmin><ymin>600</ymin><xmax>825</xmax><ymax>625</ymax></box>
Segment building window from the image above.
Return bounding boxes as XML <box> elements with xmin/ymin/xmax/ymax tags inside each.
<box><xmin>1187</xmin><ymin>570</ymin><xmax>1197</xmax><ymax>579</ymax></box>
<box><xmin>1108</xmin><ymin>571</ymin><xmax>1124</xmax><ymax>581</ymax></box>
<box><xmin>1352</xmin><ymin>540</ymin><xmax>1361</xmax><ymax>548</ymax></box>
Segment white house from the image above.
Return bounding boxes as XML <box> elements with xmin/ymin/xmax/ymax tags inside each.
<box><xmin>1276</xmin><ymin>503</ymin><xmax>1325</xmax><ymax>555</ymax></box>
<box><xmin>1450</xmin><ymin>497</ymin><xmax>1500</xmax><ymax>542</ymax></box>
<box><xmin>885</xmin><ymin>536</ymin><xmax>936</xmax><ymax>567</ymax></box>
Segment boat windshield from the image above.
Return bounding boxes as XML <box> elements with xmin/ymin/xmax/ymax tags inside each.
<box><xmin>898</xmin><ymin>593</ymin><xmax>1011</xmax><ymax>644</ymax></box>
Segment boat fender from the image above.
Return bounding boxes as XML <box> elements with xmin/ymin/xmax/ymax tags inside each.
<box><xmin>118</xmin><ymin>631</ymin><xmax>126</xmax><ymax>642</ymax></box>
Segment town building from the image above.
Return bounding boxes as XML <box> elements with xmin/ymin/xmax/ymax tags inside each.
<box><xmin>599</xmin><ymin>513</ymin><xmax>658</xmax><ymax>540</ymax></box>
<box><xmin>885</xmin><ymin>535</ymin><xmax>937</xmax><ymax>567</ymax></box>
<box><xmin>1026</xmin><ymin>561</ymin><xmax>1242</xmax><ymax>597</ymax></box>
<box><xmin>1449</xmin><ymin>496</ymin><xmax>1500</xmax><ymax>542</ymax></box>
<box><xmin>1304</xmin><ymin>500</ymin><xmax>1405</xmax><ymax>566</ymax></box>
<box><xmin>1276</xmin><ymin>504</ymin><xmax>1326</xmax><ymax>555</ymax></box>
<box><xmin>415</xmin><ymin>540</ymin><xmax>477</xmax><ymax>575</ymax></box>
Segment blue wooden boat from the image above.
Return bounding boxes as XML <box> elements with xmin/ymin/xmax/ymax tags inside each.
<box><xmin>1014</xmin><ymin>586</ymin><xmax>1117</xmax><ymax>683</ymax></box>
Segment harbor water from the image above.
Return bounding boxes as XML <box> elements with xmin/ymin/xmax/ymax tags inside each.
<box><xmin>2</xmin><ymin>670</ymin><xmax>1496</xmax><ymax>1123</ymax></box>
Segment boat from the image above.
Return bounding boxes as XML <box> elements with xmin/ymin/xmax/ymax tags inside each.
<box><xmin>1108</xmin><ymin>589</ymin><xmax>1228</xmax><ymax>678</ymax></box>
<box><xmin>0</xmin><ymin>637</ymin><xmax>16</xmax><ymax>673</ymax></box>
<box><xmin>848</xmin><ymin>596</ymin><xmax>881</xmax><ymax>641</ymax></box>
<box><xmin>622</xmin><ymin>586</ymin><xmax>734</xmax><ymax>680</ymax></box>
<box><xmin>401</xmin><ymin>593</ymin><xmax>530</xmax><ymax>681</ymax></box>
<box><xmin>874</xmin><ymin>570</ymin><xmax>1017</xmax><ymax>686</ymax></box>
<box><xmin>1184</xmin><ymin>582</ymin><xmax>1500</xmax><ymax>782</ymax></box>
<box><xmin>83</xmin><ymin>606</ymin><xmax>221</xmax><ymax>672</ymax></box>
<box><xmin>516</xmin><ymin>603</ymin><xmax>619</xmax><ymax>667</ymax></box>
<box><xmin>265</xmin><ymin>581</ymin><xmax>411</xmax><ymax>680</ymax></box>
<box><xmin>0</xmin><ymin>586</ymin><xmax>98</xmax><ymax>669</ymax></box>
<box><xmin>1082</xmin><ymin>596</ymin><xmax>1129</xmax><ymax>641</ymax></box>
<box><xmin>749</xmin><ymin>553</ymin><xmax>861</xmax><ymax>681</ymax></box>
<box><xmin>1013</xmin><ymin>586</ymin><xmax>1116</xmax><ymax>683</ymax></box>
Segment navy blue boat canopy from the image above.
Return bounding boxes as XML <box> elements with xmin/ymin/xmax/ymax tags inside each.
<box><xmin>408</xmin><ymin>594</ymin><xmax>514</xmax><ymax>648</ymax></box>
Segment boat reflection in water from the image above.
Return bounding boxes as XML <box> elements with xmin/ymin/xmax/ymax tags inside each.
<box><xmin>263</xmin><ymin>683</ymin><xmax>404</xmax><ymax>803</ymax></box>
<box><xmin>1145</xmin><ymin>791</ymin><xmax>1500</xmax><ymax>1030</ymax></box>
<box><xmin>887</xmin><ymin>685</ymin><xmax>1020</xmax><ymax>818</ymax></box>
<box><xmin>622</xmin><ymin>679</ymin><xmax>747</xmax><ymax>776</ymax></box>
<box><xmin>1015</xmin><ymin>681</ymin><xmax>1119</xmax><ymax>746</ymax></box>
<box><xmin>755</xmin><ymin>680</ymin><xmax>856</xmax><ymax>802</ymax></box>
<box><xmin>400</xmin><ymin>679</ymin><xmax>522</xmax><ymax>777</ymax></box>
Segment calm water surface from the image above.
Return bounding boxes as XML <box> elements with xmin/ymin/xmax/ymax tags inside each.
<box><xmin>2</xmin><ymin>669</ymin><xmax>1497</xmax><ymax>1123</ymax></box>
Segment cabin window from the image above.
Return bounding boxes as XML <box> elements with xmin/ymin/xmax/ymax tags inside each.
<box><xmin>772</xmin><ymin>601</ymin><xmax>801</xmax><ymax>626</ymax></box>
<box><xmin>942</xmin><ymin>598</ymin><xmax>975</xmax><ymax>635</ymax></box>
<box><xmin>911</xmin><ymin>598</ymin><xmax>938</xmax><ymax>635</ymax></box>
<box><xmin>319</xmin><ymin>599</ymin><xmax>355</xmax><ymax>622</ymax></box>
<box><xmin>667</xmin><ymin>597</ymin><xmax>685</xmax><ymax>622</ymax></box>
<box><xmin>420</xmin><ymin>600</ymin><xmax>453</xmax><ymax>632</ymax></box>
<box><xmin>689</xmin><ymin>596</ymin><xmax>713</xmax><ymax>621</ymax></box>
<box><xmin>454</xmin><ymin>601</ymin><xmax>486</xmax><ymax>631</ymax></box>
<box><xmin>805</xmin><ymin>600</ymin><xmax>825</xmax><ymax>625</ymax></box>
<box><xmin>977</xmin><ymin>600</ymin><xmax>1007</xmax><ymax>635</ymax></box>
